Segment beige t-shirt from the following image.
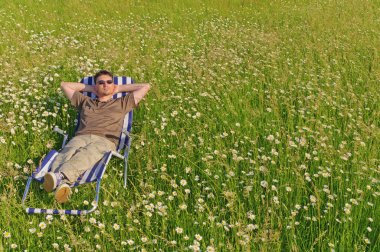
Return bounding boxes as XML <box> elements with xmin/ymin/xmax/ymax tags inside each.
<box><xmin>71</xmin><ymin>91</ymin><xmax>136</xmax><ymax>147</ymax></box>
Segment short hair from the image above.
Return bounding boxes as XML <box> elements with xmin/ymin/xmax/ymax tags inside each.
<box><xmin>94</xmin><ymin>70</ymin><xmax>113</xmax><ymax>83</ymax></box>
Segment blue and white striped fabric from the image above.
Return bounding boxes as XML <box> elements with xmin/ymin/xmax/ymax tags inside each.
<box><xmin>26</xmin><ymin>208</ymin><xmax>86</xmax><ymax>215</ymax></box>
<box><xmin>33</xmin><ymin>150</ymin><xmax>59</xmax><ymax>182</ymax></box>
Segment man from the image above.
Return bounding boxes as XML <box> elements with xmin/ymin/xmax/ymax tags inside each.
<box><xmin>43</xmin><ymin>70</ymin><xmax>150</xmax><ymax>203</ymax></box>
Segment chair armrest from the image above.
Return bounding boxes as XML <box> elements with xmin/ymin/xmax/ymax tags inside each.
<box><xmin>53</xmin><ymin>126</ymin><xmax>68</xmax><ymax>149</ymax></box>
<box><xmin>111</xmin><ymin>151</ymin><xmax>125</xmax><ymax>160</ymax></box>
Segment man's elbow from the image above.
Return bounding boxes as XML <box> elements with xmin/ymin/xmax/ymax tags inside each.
<box><xmin>60</xmin><ymin>82</ymin><xmax>67</xmax><ymax>90</ymax></box>
<box><xmin>143</xmin><ymin>84</ymin><xmax>151</xmax><ymax>97</ymax></box>
<box><xmin>145</xmin><ymin>84</ymin><xmax>151</xmax><ymax>92</ymax></box>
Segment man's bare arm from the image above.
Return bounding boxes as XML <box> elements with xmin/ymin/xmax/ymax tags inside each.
<box><xmin>60</xmin><ymin>82</ymin><xmax>95</xmax><ymax>100</ymax></box>
<box><xmin>114</xmin><ymin>83</ymin><xmax>151</xmax><ymax>105</ymax></box>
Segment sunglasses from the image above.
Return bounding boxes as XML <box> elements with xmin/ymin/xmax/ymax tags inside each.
<box><xmin>96</xmin><ymin>80</ymin><xmax>113</xmax><ymax>85</ymax></box>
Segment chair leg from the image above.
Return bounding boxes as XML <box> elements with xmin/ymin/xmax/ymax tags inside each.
<box><xmin>123</xmin><ymin>136</ymin><xmax>132</xmax><ymax>188</ymax></box>
<box><xmin>21</xmin><ymin>177</ymin><xmax>33</xmax><ymax>208</ymax></box>
<box><xmin>94</xmin><ymin>178</ymin><xmax>102</xmax><ymax>203</ymax></box>
<box><xmin>124</xmin><ymin>158</ymin><xmax>128</xmax><ymax>188</ymax></box>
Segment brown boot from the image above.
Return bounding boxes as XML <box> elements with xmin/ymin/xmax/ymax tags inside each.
<box><xmin>54</xmin><ymin>183</ymin><xmax>72</xmax><ymax>203</ymax></box>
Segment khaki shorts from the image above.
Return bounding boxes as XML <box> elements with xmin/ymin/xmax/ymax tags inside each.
<box><xmin>50</xmin><ymin>134</ymin><xmax>116</xmax><ymax>183</ymax></box>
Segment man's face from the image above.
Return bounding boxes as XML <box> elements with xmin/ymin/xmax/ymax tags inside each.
<box><xmin>95</xmin><ymin>74</ymin><xmax>115</xmax><ymax>97</ymax></box>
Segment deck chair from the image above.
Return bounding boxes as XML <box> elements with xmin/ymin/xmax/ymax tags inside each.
<box><xmin>22</xmin><ymin>76</ymin><xmax>135</xmax><ymax>215</ymax></box>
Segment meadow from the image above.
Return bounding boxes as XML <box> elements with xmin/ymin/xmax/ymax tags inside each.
<box><xmin>0</xmin><ymin>0</ymin><xmax>379</xmax><ymax>251</ymax></box>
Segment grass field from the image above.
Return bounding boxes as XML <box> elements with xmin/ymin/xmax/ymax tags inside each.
<box><xmin>0</xmin><ymin>0</ymin><xmax>379</xmax><ymax>251</ymax></box>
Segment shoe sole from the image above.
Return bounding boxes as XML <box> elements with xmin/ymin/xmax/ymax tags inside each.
<box><xmin>55</xmin><ymin>184</ymin><xmax>72</xmax><ymax>203</ymax></box>
<box><xmin>43</xmin><ymin>173</ymin><xmax>57</xmax><ymax>192</ymax></box>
